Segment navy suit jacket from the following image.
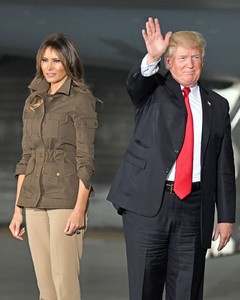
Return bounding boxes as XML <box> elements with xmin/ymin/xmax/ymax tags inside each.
<box><xmin>107</xmin><ymin>62</ymin><xmax>236</xmax><ymax>248</ymax></box>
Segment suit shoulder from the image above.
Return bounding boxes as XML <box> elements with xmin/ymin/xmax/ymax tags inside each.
<box><xmin>202</xmin><ymin>86</ymin><xmax>230</xmax><ymax>109</ymax></box>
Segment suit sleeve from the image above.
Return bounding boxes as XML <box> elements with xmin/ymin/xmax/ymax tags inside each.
<box><xmin>126</xmin><ymin>62</ymin><xmax>162</xmax><ymax>108</ymax></box>
<box><xmin>216</xmin><ymin>104</ymin><xmax>236</xmax><ymax>223</ymax></box>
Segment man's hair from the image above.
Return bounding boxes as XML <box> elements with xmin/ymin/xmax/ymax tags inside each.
<box><xmin>164</xmin><ymin>31</ymin><xmax>206</xmax><ymax>59</ymax></box>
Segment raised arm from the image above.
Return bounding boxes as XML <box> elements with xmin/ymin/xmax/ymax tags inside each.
<box><xmin>142</xmin><ymin>17</ymin><xmax>172</xmax><ymax>63</ymax></box>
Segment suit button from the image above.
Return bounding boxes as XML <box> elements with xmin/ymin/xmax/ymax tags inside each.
<box><xmin>174</xmin><ymin>150</ymin><xmax>179</xmax><ymax>154</ymax></box>
<box><xmin>165</xmin><ymin>168</ymin><xmax>170</xmax><ymax>174</ymax></box>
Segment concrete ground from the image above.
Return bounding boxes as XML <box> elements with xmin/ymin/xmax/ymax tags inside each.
<box><xmin>1</xmin><ymin>227</ymin><xmax>240</xmax><ymax>300</ymax></box>
<box><xmin>1</xmin><ymin>185</ymin><xmax>240</xmax><ymax>300</ymax></box>
<box><xmin>0</xmin><ymin>185</ymin><xmax>240</xmax><ymax>300</ymax></box>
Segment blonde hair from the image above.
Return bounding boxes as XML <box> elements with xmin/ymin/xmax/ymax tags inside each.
<box><xmin>164</xmin><ymin>31</ymin><xmax>206</xmax><ymax>60</ymax></box>
<box><xmin>29</xmin><ymin>95</ymin><xmax>44</xmax><ymax>111</ymax></box>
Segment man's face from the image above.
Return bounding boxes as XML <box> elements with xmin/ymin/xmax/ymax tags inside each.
<box><xmin>165</xmin><ymin>46</ymin><xmax>203</xmax><ymax>87</ymax></box>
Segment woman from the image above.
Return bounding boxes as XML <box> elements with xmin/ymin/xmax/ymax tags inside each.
<box><xmin>9</xmin><ymin>33</ymin><xmax>98</xmax><ymax>300</ymax></box>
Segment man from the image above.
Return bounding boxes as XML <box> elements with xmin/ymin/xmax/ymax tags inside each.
<box><xmin>107</xmin><ymin>17</ymin><xmax>236</xmax><ymax>300</ymax></box>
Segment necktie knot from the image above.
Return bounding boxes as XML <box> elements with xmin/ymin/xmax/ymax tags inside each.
<box><xmin>182</xmin><ymin>87</ymin><xmax>191</xmax><ymax>97</ymax></box>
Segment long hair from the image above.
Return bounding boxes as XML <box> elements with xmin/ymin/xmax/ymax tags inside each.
<box><xmin>29</xmin><ymin>33</ymin><xmax>91</xmax><ymax>110</ymax></box>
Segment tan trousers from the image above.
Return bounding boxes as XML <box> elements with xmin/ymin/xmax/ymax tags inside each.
<box><xmin>26</xmin><ymin>208</ymin><xmax>84</xmax><ymax>300</ymax></box>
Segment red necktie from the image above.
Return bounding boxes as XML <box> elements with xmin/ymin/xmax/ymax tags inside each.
<box><xmin>174</xmin><ymin>87</ymin><xmax>193</xmax><ymax>199</ymax></box>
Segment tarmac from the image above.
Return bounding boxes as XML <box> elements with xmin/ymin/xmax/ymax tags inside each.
<box><xmin>1</xmin><ymin>184</ymin><xmax>240</xmax><ymax>300</ymax></box>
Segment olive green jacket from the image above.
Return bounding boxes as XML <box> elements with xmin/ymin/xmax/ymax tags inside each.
<box><xmin>15</xmin><ymin>77</ymin><xmax>98</xmax><ymax>208</ymax></box>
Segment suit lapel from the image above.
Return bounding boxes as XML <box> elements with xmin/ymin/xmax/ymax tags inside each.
<box><xmin>164</xmin><ymin>73</ymin><xmax>189</xmax><ymax>147</ymax></box>
<box><xmin>200</xmin><ymin>86</ymin><xmax>213</xmax><ymax>165</ymax></box>
<box><xmin>165</xmin><ymin>72</ymin><xmax>186</xmax><ymax>108</ymax></box>
<box><xmin>165</xmin><ymin>76</ymin><xmax>213</xmax><ymax>167</ymax></box>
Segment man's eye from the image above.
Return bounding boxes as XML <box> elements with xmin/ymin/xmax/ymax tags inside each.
<box><xmin>193</xmin><ymin>56</ymin><xmax>200</xmax><ymax>60</ymax></box>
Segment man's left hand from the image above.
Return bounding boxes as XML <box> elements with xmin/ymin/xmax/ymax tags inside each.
<box><xmin>212</xmin><ymin>223</ymin><xmax>233</xmax><ymax>251</ymax></box>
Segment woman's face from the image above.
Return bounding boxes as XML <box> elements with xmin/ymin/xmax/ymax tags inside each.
<box><xmin>41</xmin><ymin>47</ymin><xmax>68</xmax><ymax>91</ymax></box>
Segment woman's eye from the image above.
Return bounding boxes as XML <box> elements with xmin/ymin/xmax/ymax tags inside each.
<box><xmin>53</xmin><ymin>59</ymin><xmax>61</xmax><ymax>63</ymax></box>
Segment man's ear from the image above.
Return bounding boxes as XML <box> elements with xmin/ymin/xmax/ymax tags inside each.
<box><xmin>165</xmin><ymin>57</ymin><xmax>171</xmax><ymax>70</ymax></box>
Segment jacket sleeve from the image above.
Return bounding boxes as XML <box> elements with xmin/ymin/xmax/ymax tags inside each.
<box><xmin>15</xmin><ymin>102</ymin><xmax>32</xmax><ymax>177</ymax></box>
<box><xmin>73</xmin><ymin>93</ymin><xmax>98</xmax><ymax>189</ymax></box>
<box><xmin>126</xmin><ymin>61</ymin><xmax>162</xmax><ymax>108</ymax></box>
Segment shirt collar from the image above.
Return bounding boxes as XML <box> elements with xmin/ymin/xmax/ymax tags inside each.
<box><xmin>180</xmin><ymin>84</ymin><xmax>200</xmax><ymax>97</ymax></box>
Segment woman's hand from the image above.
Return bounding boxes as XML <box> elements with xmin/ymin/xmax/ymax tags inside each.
<box><xmin>142</xmin><ymin>17</ymin><xmax>172</xmax><ymax>64</ymax></box>
<box><xmin>9</xmin><ymin>210</ymin><xmax>25</xmax><ymax>240</ymax></box>
<box><xmin>64</xmin><ymin>209</ymin><xmax>86</xmax><ymax>236</ymax></box>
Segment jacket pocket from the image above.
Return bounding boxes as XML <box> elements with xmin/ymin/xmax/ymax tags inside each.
<box><xmin>43</xmin><ymin>163</ymin><xmax>76</xmax><ymax>178</ymax></box>
<box><xmin>119</xmin><ymin>152</ymin><xmax>147</xmax><ymax>197</ymax></box>
<box><xmin>77</xmin><ymin>118</ymin><xmax>98</xmax><ymax>143</ymax></box>
<box><xmin>81</xmin><ymin>118</ymin><xmax>98</xmax><ymax>129</ymax></box>
<box><xmin>42</xmin><ymin>163</ymin><xmax>78</xmax><ymax>198</ymax></box>
<box><xmin>44</xmin><ymin>113</ymin><xmax>68</xmax><ymax>138</ymax></box>
<box><xmin>125</xmin><ymin>151</ymin><xmax>147</xmax><ymax>169</ymax></box>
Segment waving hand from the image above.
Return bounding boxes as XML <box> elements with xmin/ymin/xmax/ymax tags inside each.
<box><xmin>142</xmin><ymin>17</ymin><xmax>172</xmax><ymax>64</ymax></box>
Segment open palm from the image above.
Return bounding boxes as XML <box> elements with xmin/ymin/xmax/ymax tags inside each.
<box><xmin>142</xmin><ymin>17</ymin><xmax>172</xmax><ymax>63</ymax></box>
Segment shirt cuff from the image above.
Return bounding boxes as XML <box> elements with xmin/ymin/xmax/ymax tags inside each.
<box><xmin>141</xmin><ymin>54</ymin><xmax>161</xmax><ymax>77</ymax></box>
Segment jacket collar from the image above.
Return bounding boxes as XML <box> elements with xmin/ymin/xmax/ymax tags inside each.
<box><xmin>28</xmin><ymin>76</ymin><xmax>72</xmax><ymax>96</ymax></box>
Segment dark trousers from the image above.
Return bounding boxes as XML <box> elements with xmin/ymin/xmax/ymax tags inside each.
<box><xmin>122</xmin><ymin>190</ymin><xmax>206</xmax><ymax>300</ymax></box>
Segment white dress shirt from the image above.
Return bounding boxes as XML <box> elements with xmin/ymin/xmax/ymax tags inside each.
<box><xmin>141</xmin><ymin>55</ymin><xmax>202</xmax><ymax>182</ymax></box>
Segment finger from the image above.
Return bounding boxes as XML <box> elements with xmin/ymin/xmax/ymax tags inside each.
<box><xmin>218</xmin><ymin>240</ymin><xmax>226</xmax><ymax>251</ymax></box>
<box><xmin>142</xmin><ymin>29</ymin><xmax>148</xmax><ymax>40</ymax></box>
<box><xmin>212</xmin><ymin>231</ymin><xmax>219</xmax><ymax>241</ymax></box>
<box><xmin>64</xmin><ymin>227</ymin><xmax>73</xmax><ymax>235</ymax></box>
<box><xmin>15</xmin><ymin>227</ymin><xmax>25</xmax><ymax>240</ymax></box>
<box><xmin>64</xmin><ymin>222</ymin><xmax>77</xmax><ymax>235</ymax></box>
<box><xmin>148</xmin><ymin>17</ymin><xmax>155</xmax><ymax>32</ymax></box>
<box><xmin>164</xmin><ymin>31</ymin><xmax>172</xmax><ymax>43</ymax></box>
<box><xmin>19</xmin><ymin>227</ymin><xmax>25</xmax><ymax>237</ymax></box>
<box><xmin>218</xmin><ymin>236</ymin><xmax>230</xmax><ymax>251</ymax></box>
<box><xmin>146</xmin><ymin>21</ymin><xmax>152</xmax><ymax>36</ymax></box>
<box><xmin>64</xmin><ymin>220</ymin><xmax>71</xmax><ymax>233</ymax></box>
<box><xmin>154</xmin><ymin>18</ymin><xmax>161</xmax><ymax>34</ymax></box>
<box><xmin>14</xmin><ymin>224</ymin><xmax>21</xmax><ymax>236</ymax></box>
